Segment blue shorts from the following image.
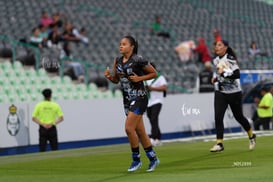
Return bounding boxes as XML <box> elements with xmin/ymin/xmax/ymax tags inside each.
<box><xmin>124</xmin><ymin>96</ymin><xmax>148</xmax><ymax>116</ymax></box>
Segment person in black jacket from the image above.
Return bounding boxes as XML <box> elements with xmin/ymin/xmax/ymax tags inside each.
<box><xmin>198</xmin><ymin>61</ymin><xmax>214</xmax><ymax>93</ymax></box>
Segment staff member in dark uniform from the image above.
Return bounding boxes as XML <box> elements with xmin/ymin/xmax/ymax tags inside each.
<box><xmin>104</xmin><ymin>35</ymin><xmax>160</xmax><ymax>172</ymax></box>
<box><xmin>198</xmin><ymin>61</ymin><xmax>214</xmax><ymax>93</ymax></box>
<box><xmin>210</xmin><ymin>40</ymin><xmax>256</xmax><ymax>152</ymax></box>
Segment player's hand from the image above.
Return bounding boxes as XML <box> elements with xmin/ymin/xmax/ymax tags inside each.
<box><xmin>104</xmin><ymin>67</ymin><xmax>111</xmax><ymax>79</ymax></box>
<box><xmin>211</xmin><ymin>77</ymin><xmax>217</xmax><ymax>84</ymax></box>
<box><xmin>145</xmin><ymin>85</ymin><xmax>151</xmax><ymax>91</ymax></box>
<box><xmin>217</xmin><ymin>67</ymin><xmax>224</xmax><ymax>74</ymax></box>
<box><xmin>129</xmin><ymin>72</ymin><xmax>139</xmax><ymax>82</ymax></box>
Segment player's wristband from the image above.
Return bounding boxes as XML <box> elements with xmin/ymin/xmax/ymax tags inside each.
<box><xmin>107</xmin><ymin>75</ymin><xmax>113</xmax><ymax>80</ymax></box>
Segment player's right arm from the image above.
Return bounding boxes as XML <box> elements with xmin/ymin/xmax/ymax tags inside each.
<box><xmin>104</xmin><ymin>59</ymin><xmax>119</xmax><ymax>83</ymax></box>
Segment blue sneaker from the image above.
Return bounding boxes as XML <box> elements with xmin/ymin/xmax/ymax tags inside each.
<box><xmin>146</xmin><ymin>158</ymin><xmax>160</xmax><ymax>172</ymax></box>
<box><xmin>128</xmin><ymin>161</ymin><xmax>142</xmax><ymax>172</ymax></box>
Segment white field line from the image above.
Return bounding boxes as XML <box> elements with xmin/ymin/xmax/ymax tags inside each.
<box><xmin>162</xmin><ymin>130</ymin><xmax>273</xmax><ymax>143</ymax></box>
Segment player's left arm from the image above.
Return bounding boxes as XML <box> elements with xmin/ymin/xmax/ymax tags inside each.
<box><xmin>219</xmin><ymin>57</ymin><xmax>240</xmax><ymax>79</ymax></box>
<box><xmin>221</xmin><ymin>69</ymin><xmax>240</xmax><ymax>79</ymax></box>
<box><xmin>129</xmin><ymin>64</ymin><xmax>157</xmax><ymax>82</ymax></box>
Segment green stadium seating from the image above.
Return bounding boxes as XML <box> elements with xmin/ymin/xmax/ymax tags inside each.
<box><xmin>0</xmin><ymin>60</ymin><xmax>115</xmax><ymax>103</ymax></box>
<box><xmin>2</xmin><ymin>0</ymin><xmax>273</xmax><ymax>100</ymax></box>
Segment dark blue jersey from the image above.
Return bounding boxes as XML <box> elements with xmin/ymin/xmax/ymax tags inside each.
<box><xmin>115</xmin><ymin>54</ymin><xmax>149</xmax><ymax>103</ymax></box>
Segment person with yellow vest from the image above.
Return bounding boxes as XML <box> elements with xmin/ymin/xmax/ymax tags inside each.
<box><xmin>255</xmin><ymin>86</ymin><xmax>273</xmax><ymax>130</ymax></box>
<box><xmin>32</xmin><ymin>88</ymin><xmax>64</xmax><ymax>152</ymax></box>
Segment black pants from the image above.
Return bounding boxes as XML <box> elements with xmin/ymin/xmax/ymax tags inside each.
<box><xmin>214</xmin><ymin>91</ymin><xmax>251</xmax><ymax>139</ymax></box>
<box><xmin>39</xmin><ymin>126</ymin><xmax>58</xmax><ymax>152</ymax></box>
<box><xmin>254</xmin><ymin>117</ymin><xmax>271</xmax><ymax>130</ymax></box>
<box><xmin>147</xmin><ymin>103</ymin><xmax>162</xmax><ymax>140</ymax></box>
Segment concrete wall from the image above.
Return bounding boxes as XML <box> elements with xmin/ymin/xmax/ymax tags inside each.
<box><xmin>0</xmin><ymin>93</ymin><xmax>250</xmax><ymax>149</ymax></box>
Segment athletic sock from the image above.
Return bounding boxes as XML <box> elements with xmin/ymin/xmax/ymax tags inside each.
<box><xmin>247</xmin><ymin>129</ymin><xmax>254</xmax><ymax>138</ymax></box>
<box><xmin>217</xmin><ymin>139</ymin><xmax>223</xmax><ymax>144</ymax></box>
<box><xmin>131</xmin><ymin>147</ymin><xmax>140</xmax><ymax>161</ymax></box>
<box><xmin>144</xmin><ymin>146</ymin><xmax>156</xmax><ymax>161</ymax></box>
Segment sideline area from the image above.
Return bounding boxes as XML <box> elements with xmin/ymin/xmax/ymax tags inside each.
<box><xmin>163</xmin><ymin>130</ymin><xmax>273</xmax><ymax>144</ymax></box>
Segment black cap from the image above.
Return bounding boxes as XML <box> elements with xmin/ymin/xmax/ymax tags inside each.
<box><xmin>261</xmin><ymin>86</ymin><xmax>270</xmax><ymax>92</ymax></box>
<box><xmin>42</xmin><ymin>88</ymin><xmax>52</xmax><ymax>98</ymax></box>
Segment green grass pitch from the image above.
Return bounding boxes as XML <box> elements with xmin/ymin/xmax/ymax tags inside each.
<box><xmin>0</xmin><ymin>135</ymin><xmax>272</xmax><ymax>182</ymax></box>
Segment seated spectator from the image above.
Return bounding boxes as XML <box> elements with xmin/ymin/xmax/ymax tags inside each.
<box><xmin>51</xmin><ymin>12</ymin><xmax>63</xmax><ymax>28</ymax></box>
<box><xmin>47</xmin><ymin>24</ymin><xmax>62</xmax><ymax>49</ymax></box>
<box><xmin>248</xmin><ymin>41</ymin><xmax>267</xmax><ymax>59</ymax></box>
<box><xmin>192</xmin><ymin>37</ymin><xmax>211</xmax><ymax>64</ymax></box>
<box><xmin>72</xmin><ymin>27</ymin><xmax>89</xmax><ymax>45</ymax></box>
<box><xmin>213</xmin><ymin>29</ymin><xmax>222</xmax><ymax>42</ymax></box>
<box><xmin>60</xmin><ymin>42</ymin><xmax>84</xmax><ymax>82</ymax></box>
<box><xmin>79</xmin><ymin>27</ymin><xmax>89</xmax><ymax>44</ymax></box>
<box><xmin>30</xmin><ymin>27</ymin><xmax>44</xmax><ymax>48</ymax></box>
<box><xmin>62</xmin><ymin>23</ymin><xmax>81</xmax><ymax>43</ymax></box>
<box><xmin>62</xmin><ymin>23</ymin><xmax>89</xmax><ymax>45</ymax></box>
<box><xmin>150</xmin><ymin>16</ymin><xmax>170</xmax><ymax>39</ymax></box>
<box><xmin>40</xmin><ymin>11</ymin><xmax>53</xmax><ymax>28</ymax></box>
<box><xmin>38</xmin><ymin>24</ymin><xmax>49</xmax><ymax>47</ymax></box>
<box><xmin>212</xmin><ymin>29</ymin><xmax>222</xmax><ymax>57</ymax></box>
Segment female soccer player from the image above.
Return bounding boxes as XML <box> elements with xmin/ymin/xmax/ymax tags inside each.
<box><xmin>104</xmin><ymin>35</ymin><xmax>160</xmax><ymax>172</ymax></box>
<box><xmin>210</xmin><ymin>40</ymin><xmax>256</xmax><ymax>152</ymax></box>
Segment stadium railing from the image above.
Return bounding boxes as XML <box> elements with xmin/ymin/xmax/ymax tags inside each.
<box><xmin>0</xmin><ymin>35</ymin><xmax>40</xmax><ymax>70</ymax></box>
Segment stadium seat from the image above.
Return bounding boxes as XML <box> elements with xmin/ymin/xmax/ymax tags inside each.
<box><xmin>0</xmin><ymin>94</ymin><xmax>9</xmax><ymax>103</ymax></box>
<box><xmin>25</xmin><ymin>68</ymin><xmax>37</xmax><ymax>77</ymax></box>
<box><xmin>62</xmin><ymin>76</ymin><xmax>72</xmax><ymax>84</ymax></box>
<box><xmin>0</xmin><ymin>76</ymin><xmax>9</xmax><ymax>86</ymax></box>
<box><xmin>38</xmin><ymin>68</ymin><xmax>47</xmax><ymax>77</ymax></box>
<box><xmin>50</xmin><ymin>76</ymin><xmax>62</xmax><ymax>85</ymax></box>
<box><xmin>81</xmin><ymin>91</ymin><xmax>91</xmax><ymax>100</ymax></box>
<box><xmin>75</xmin><ymin>84</ymin><xmax>86</xmax><ymax>92</ymax></box>
<box><xmin>40</xmin><ymin>77</ymin><xmax>50</xmax><ymax>85</ymax></box>
<box><xmin>100</xmin><ymin>90</ymin><xmax>114</xmax><ymax>99</ymax></box>
<box><xmin>89</xmin><ymin>83</ymin><xmax>99</xmax><ymax>92</ymax></box>
<box><xmin>13</xmin><ymin>61</ymin><xmax>23</xmax><ymax>70</ymax></box>
<box><xmin>8</xmin><ymin>94</ymin><xmax>17</xmax><ymax>103</ymax></box>
<box><xmin>72</xmin><ymin>92</ymin><xmax>80</xmax><ymax>100</ymax></box>
<box><xmin>19</xmin><ymin>94</ymin><xmax>29</xmax><ymax>102</ymax></box>
<box><xmin>113</xmin><ymin>89</ymin><xmax>122</xmax><ymax>98</ymax></box>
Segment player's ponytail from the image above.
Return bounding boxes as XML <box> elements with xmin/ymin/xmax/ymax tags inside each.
<box><xmin>124</xmin><ymin>35</ymin><xmax>138</xmax><ymax>54</ymax></box>
<box><xmin>222</xmin><ymin>40</ymin><xmax>238</xmax><ymax>62</ymax></box>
